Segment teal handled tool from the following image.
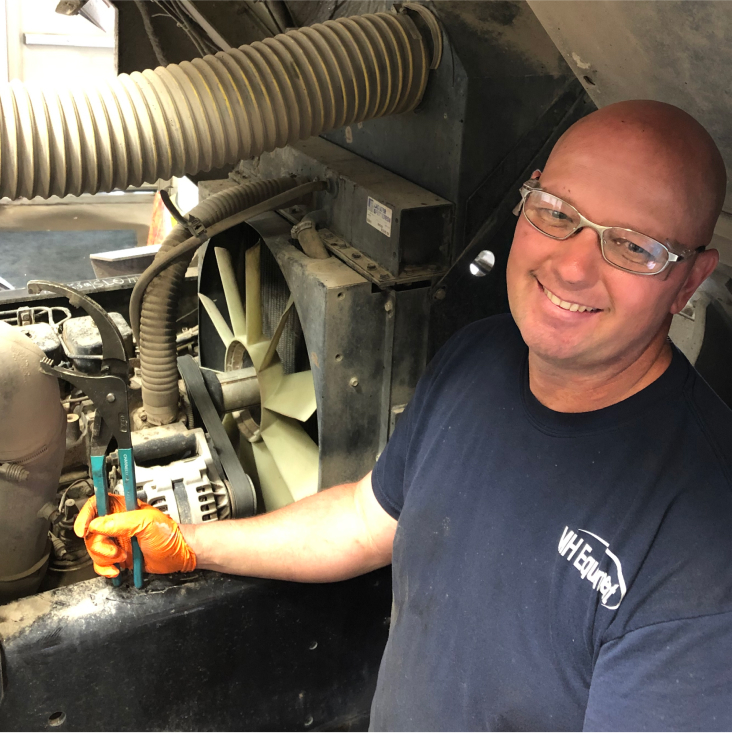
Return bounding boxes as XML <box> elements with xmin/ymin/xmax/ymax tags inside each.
<box><xmin>90</xmin><ymin>416</ymin><xmax>122</xmax><ymax>586</ymax></box>
<box><xmin>28</xmin><ymin>280</ymin><xmax>144</xmax><ymax>589</ymax></box>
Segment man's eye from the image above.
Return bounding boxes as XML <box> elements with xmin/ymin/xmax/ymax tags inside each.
<box><xmin>621</xmin><ymin>240</ymin><xmax>650</xmax><ymax>256</ymax></box>
<box><xmin>613</xmin><ymin>238</ymin><xmax>656</xmax><ymax>263</ymax></box>
<box><xmin>538</xmin><ymin>207</ymin><xmax>570</xmax><ymax>222</ymax></box>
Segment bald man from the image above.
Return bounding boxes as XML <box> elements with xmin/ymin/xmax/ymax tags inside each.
<box><xmin>77</xmin><ymin>100</ymin><xmax>732</xmax><ymax>731</ymax></box>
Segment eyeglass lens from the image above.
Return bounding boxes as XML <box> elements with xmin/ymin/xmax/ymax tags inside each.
<box><xmin>523</xmin><ymin>191</ymin><xmax>668</xmax><ymax>274</ymax></box>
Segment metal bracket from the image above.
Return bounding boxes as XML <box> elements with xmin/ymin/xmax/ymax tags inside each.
<box><xmin>318</xmin><ymin>229</ymin><xmax>445</xmax><ymax>287</ymax></box>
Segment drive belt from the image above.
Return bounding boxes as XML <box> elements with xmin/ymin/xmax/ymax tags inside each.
<box><xmin>177</xmin><ymin>355</ymin><xmax>257</xmax><ymax>518</ymax></box>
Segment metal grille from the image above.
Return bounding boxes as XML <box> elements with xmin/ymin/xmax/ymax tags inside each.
<box><xmin>260</xmin><ymin>244</ymin><xmax>306</xmax><ymax>375</ymax></box>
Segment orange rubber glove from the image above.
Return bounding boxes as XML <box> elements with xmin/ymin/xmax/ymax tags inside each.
<box><xmin>74</xmin><ymin>494</ymin><xmax>197</xmax><ymax>577</ymax></box>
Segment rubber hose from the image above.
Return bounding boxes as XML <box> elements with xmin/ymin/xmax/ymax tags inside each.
<box><xmin>140</xmin><ymin>177</ymin><xmax>296</xmax><ymax>424</ymax></box>
<box><xmin>294</xmin><ymin>216</ymin><xmax>330</xmax><ymax>259</ymax></box>
<box><xmin>0</xmin><ymin>10</ymin><xmax>431</xmax><ymax>200</ymax></box>
<box><xmin>138</xmin><ymin>179</ymin><xmax>326</xmax><ymax>424</ymax></box>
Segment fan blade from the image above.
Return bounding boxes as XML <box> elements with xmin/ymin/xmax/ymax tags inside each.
<box><xmin>215</xmin><ymin>247</ymin><xmax>246</xmax><ymax>340</ymax></box>
<box><xmin>198</xmin><ymin>293</ymin><xmax>233</xmax><ymax>347</ymax></box>
<box><xmin>245</xmin><ymin>243</ymin><xmax>263</xmax><ymax>346</ymax></box>
<box><xmin>260</xmin><ymin>410</ymin><xmax>318</xmax><ymax>502</ymax></box>
<box><xmin>252</xmin><ymin>440</ymin><xmax>294</xmax><ymax>511</ymax></box>
<box><xmin>263</xmin><ymin>371</ymin><xmax>317</xmax><ymax>422</ymax></box>
<box><xmin>259</xmin><ymin>295</ymin><xmax>294</xmax><ymax>372</ymax></box>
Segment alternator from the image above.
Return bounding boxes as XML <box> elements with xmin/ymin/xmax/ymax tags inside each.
<box><xmin>112</xmin><ymin>425</ymin><xmax>232</xmax><ymax>524</ymax></box>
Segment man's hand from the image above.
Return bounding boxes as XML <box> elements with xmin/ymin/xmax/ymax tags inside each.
<box><xmin>74</xmin><ymin>495</ymin><xmax>197</xmax><ymax>577</ymax></box>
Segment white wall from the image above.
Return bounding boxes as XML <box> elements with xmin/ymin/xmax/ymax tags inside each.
<box><xmin>5</xmin><ymin>0</ymin><xmax>116</xmax><ymax>86</ymax></box>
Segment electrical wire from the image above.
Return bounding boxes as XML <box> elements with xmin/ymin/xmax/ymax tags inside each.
<box><xmin>134</xmin><ymin>0</ymin><xmax>168</xmax><ymax>66</ymax></box>
<box><xmin>152</xmin><ymin>0</ymin><xmax>218</xmax><ymax>56</ymax></box>
<box><xmin>179</xmin><ymin>0</ymin><xmax>231</xmax><ymax>50</ymax></box>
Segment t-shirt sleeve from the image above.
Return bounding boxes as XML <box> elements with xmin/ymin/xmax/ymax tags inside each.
<box><xmin>371</xmin><ymin>388</ymin><xmax>417</xmax><ymax>520</ymax></box>
<box><xmin>371</xmin><ymin>324</ymin><xmax>473</xmax><ymax>520</ymax></box>
<box><xmin>583</xmin><ymin>611</ymin><xmax>732</xmax><ymax>732</ymax></box>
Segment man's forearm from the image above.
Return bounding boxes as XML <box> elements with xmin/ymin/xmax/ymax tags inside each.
<box><xmin>180</xmin><ymin>481</ymin><xmax>392</xmax><ymax>582</ymax></box>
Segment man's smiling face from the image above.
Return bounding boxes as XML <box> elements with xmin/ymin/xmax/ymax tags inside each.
<box><xmin>506</xmin><ymin>101</ymin><xmax>725</xmax><ymax>375</ymax></box>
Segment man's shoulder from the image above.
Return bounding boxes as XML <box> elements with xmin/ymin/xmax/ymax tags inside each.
<box><xmin>603</xmin><ymin>366</ymin><xmax>732</xmax><ymax>640</ymax></box>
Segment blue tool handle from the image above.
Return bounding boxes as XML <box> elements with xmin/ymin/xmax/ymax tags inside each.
<box><xmin>118</xmin><ymin>447</ymin><xmax>144</xmax><ymax>589</ymax></box>
<box><xmin>90</xmin><ymin>454</ymin><xmax>121</xmax><ymax>587</ymax></box>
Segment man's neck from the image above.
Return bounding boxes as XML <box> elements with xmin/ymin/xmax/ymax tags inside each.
<box><xmin>528</xmin><ymin>334</ymin><xmax>673</xmax><ymax>413</ymax></box>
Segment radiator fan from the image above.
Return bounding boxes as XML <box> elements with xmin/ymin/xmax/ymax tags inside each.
<box><xmin>199</xmin><ymin>244</ymin><xmax>318</xmax><ymax>511</ymax></box>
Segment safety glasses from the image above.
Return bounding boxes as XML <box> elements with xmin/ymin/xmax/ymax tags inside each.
<box><xmin>513</xmin><ymin>179</ymin><xmax>699</xmax><ymax>275</ymax></box>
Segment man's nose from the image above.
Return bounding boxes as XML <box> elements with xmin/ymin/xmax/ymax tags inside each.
<box><xmin>549</xmin><ymin>227</ymin><xmax>602</xmax><ymax>285</ymax></box>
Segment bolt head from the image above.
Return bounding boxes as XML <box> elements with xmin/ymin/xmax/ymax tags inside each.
<box><xmin>106</xmin><ymin>393</ymin><xmax>116</xmax><ymax>403</ymax></box>
<box><xmin>349</xmin><ymin>376</ymin><xmax>359</xmax><ymax>388</ymax></box>
<box><xmin>384</xmin><ymin>301</ymin><xmax>393</xmax><ymax>312</ymax></box>
<box><xmin>433</xmin><ymin>287</ymin><xmax>447</xmax><ymax>301</ymax></box>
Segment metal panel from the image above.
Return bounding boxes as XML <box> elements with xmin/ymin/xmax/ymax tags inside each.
<box><xmin>238</xmin><ymin>138</ymin><xmax>453</xmax><ymax>276</ymax></box>
<box><xmin>261</xmin><ymin>217</ymin><xmax>393</xmax><ymax>489</ymax></box>
<box><xmin>0</xmin><ymin>569</ymin><xmax>391</xmax><ymax>731</ymax></box>
<box><xmin>527</xmin><ymin>0</ymin><xmax>732</xmax><ymax>216</ymax></box>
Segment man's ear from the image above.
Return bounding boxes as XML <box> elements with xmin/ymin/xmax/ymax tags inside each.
<box><xmin>670</xmin><ymin>249</ymin><xmax>719</xmax><ymax>314</ymax></box>
<box><xmin>531</xmin><ymin>169</ymin><xmax>542</xmax><ymax>180</ymax></box>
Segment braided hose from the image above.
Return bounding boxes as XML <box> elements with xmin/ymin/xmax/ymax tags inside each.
<box><xmin>141</xmin><ymin>177</ymin><xmax>297</xmax><ymax>424</ymax></box>
<box><xmin>0</xmin><ymin>11</ymin><xmax>431</xmax><ymax>199</ymax></box>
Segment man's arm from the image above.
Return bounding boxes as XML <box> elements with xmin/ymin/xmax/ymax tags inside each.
<box><xmin>77</xmin><ymin>471</ymin><xmax>397</xmax><ymax>582</ymax></box>
<box><xmin>583</xmin><ymin>611</ymin><xmax>732</xmax><ymax>731</ymax></box>
<box><xmin>182</xmin><ymin>472</ymin><xmax>395</xmax><ymax>582</ymax></box>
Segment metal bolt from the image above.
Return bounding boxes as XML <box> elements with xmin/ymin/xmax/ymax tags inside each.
<box><xmin>351</xmin><ymin>252</ymin><xmax>362</xmax><ymax>259</ymax></box>
<box><xmin>349</xmin><ymin>376</ymin><xmax>359</xmax><ymax>388</ymax></box>
<box><xmin>309</xmin><ymin>640</ymin><xmax>318</xmax><ymax>650</ymax></box>
<box><xmin>106</xmin><ymin>393</ymin><xmax>116</xmax><ymax>403</ymax></box>
<box><xmin>304</xmin><ymin>716</ymin><xmax>314</xmax><ymax>727</ymax></box>
<box><xmin>384</xmin><ymin>301</ymin><xmax>393</xmax><ymax>313</ymax></box>
<box><xmin>433</xmin><ymin>287</ymin><xmax>446</xmax><ymax>301</ymax></box>
<box><xmin>367</xmin><ymin>263</ymin><xmax>376</xmax><ymax>270</ymax></box>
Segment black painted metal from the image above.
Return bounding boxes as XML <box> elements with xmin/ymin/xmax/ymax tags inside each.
<box><xmin>428</xmin><ymin>90</ymin><xmax>596</xmax><ymax>353</ymax></box>
<box><xmin>0</xmin><ymin>568</ymin><xmax>392</xmax><ymax>731</ymax></box>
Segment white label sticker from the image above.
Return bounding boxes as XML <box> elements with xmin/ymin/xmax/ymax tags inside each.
<box><xmin>366</xmin><ymin>196</ymin><xmax>392</xmax><ymax>237</ymax></box>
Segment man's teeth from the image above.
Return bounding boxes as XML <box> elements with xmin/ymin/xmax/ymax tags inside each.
<box><xmin>542</xmin><ymin>286</ymin><xmax>598</xmax><ymax>313</ymax></box>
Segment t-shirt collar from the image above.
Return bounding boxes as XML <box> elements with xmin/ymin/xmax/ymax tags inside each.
<box><xmin>520</xmin><ymin>343</ymin><xmax>692</xmax><ymax>436</ymax></box>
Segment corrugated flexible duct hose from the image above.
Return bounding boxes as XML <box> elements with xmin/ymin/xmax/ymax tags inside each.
<box><xmin>0</xmin><ymin>10</ymin><xmax>433</xmax><ymax>200</ymax></box>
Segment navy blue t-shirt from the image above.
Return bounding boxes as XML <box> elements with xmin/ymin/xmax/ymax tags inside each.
<box><xmin>370</xmin><ymin>314</ymin><xmax>732</xmax><ymax>731</ymax></box>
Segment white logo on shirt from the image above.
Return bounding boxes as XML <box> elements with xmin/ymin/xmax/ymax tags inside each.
<box><xmin>558</xmin><ymin>527</ymin><xmax>627</xmax><ymax>610</ymax></box>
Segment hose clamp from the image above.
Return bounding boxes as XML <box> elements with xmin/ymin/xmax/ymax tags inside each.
<box><xmin>291</xmin><ymin>219</ymin><xmax>315</xmax><ymax>239</ymax></box>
